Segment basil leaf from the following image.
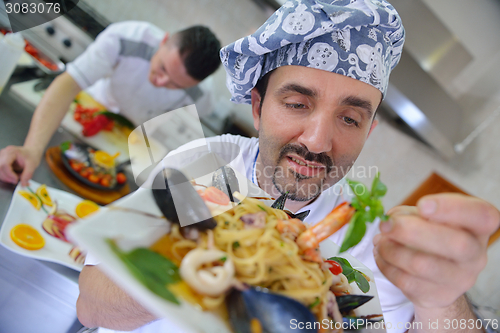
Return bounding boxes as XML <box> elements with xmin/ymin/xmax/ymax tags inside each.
<box><xmin>328</xmin><ymin>257</ymin><xmax>354</xmax><ymax>282</ymax></box>
<box><xmin>126</xmin><ymin>248</ymin><xmax>180</xmax><ymax>285</ymax></box>
<box><xmin>107</xmin><ymin>240</ymin><xmax>180</xmax><ymax>304</ymax></box>
<box><xmin>339</xmin><ymin>212</ymin><xmax>367</xmax><ymax>253</ymax></box>
<box><xmin>350</xmin><ymin>196</ymin><xmax>362</xmax><ymax>211</ymax></box>
<box><xmin>60</xmin><ymin>141</ymin><xmax>71</xmax><ymax>152</ymax></box>
<box><xmin>369</xmin><ymin>200</ymin><xmax>384</xmax><ymax>222</ymax></box>
<box><xmin>354</xmin><ymin>271</ymin><xmax>370</xmax><ymax>293</ymax></box>
<box><xmin>371</xmin><ymin>172</ymin><xmax>387</xmax><ymax>199</ymax></box>
<box><xmin>346</xmin><ymin>179</ymin><xmax>371</xmax><ymax>204</ymax></box>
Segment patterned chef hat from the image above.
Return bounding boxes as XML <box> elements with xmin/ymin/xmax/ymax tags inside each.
<box><xmin>221</xmin><ymin>0</ymin><xmax>405</xmax><ymax>104</ymax></box>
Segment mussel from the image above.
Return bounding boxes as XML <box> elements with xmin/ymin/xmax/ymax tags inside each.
<box><xmin>271</xmin><ymin>191</ymin><xmax>310</xmax><ymax>222</ymax></box>
<box><xmin>226</xmin><ymin>287</ymin><xmax>318</xmax><ymax>333</ymax></box>
<box><xmin>336</xmin><ymin>294</ymin><xmax>374</xmax><ymax>315</ymax></box>
<box><xmin>212</xmin><ymin>165</ymin><xmax>240</xmax><ymax>202</ymax></box>
<box><xmin>151</xmin><ymin>168</ymin><xmax>216</xmax><ymax>230</ymax></box>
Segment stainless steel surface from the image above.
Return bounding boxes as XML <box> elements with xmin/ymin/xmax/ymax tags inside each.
<box><xmin>0</xmin><ymin>244</ymin><xmax>82</xmax><ymax>333</ymax></box>
<box><xmin>390</xmin><ymin>0</ymin><xmax>473</xmax><ymax>90</ymax></box>
<box><xmin>382</xmin><ymin>48</ymin><xmax>463</xmax><ymax>159</ymax></box>
<box><xmin>0</xmin><ymin>83</ymin><xmax>143</xmax><ymax>332</ymax></box>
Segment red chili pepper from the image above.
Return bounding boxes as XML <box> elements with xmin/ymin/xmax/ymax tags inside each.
<box><xmin>325</xmin><ymin>260</ymin><xmax>343</xmax><ymax>275</ymax></box>
<box><xmin>82</xmin><ymin>114</ymin><xmax>112</xmax><ymax>137</ymax></box>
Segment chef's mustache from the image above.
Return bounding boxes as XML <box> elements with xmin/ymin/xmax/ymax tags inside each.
<box><xmin>278</xmin><ymin>144</ymin><xmax>333</xmax><ymax>172</ymax></box>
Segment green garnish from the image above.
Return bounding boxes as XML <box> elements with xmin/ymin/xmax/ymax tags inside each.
<box><xmin>232</xmin><ymin>241</ymin><xmax>241</xmax><ymax>249</ymax></box>
<box><xmin>257</xmin><ymin>205</ymin><xmax>267</xmax><ymax>211</ymax></box>
<box><xmin>97</xmin><ymin>111</ymin><xmax>135</xmax><ymax>129</ymax></box>
<box><xmin>328</xmin><ymin>257</ymin><xmax>370</xmax><ymax>293</ymax></box>
<box><xmin>220</xmin><ymin>256</ymin><xmax>227</xmax><ymax>262</ymax></box>
<box><xmin>340</xmin><ymin>172</ymin><xmax>388</xmax><ymax>253</ymax></box>
<box><xmin>27</xmin><ymin>186</ymin><xmax>48</xmax><ymax>214</ymax></box>
<box><xmin>107</xmin><ymin>239</ymin><xmax>181</xmax><ymax>304</ymax></box>
<box><xmin>308</xmin><ymin>297</ymin><xmax>321</xmax><ymax>309</ymax></box>
<box><xmin>60</xmin><ymin>141</ymin><xmax>71</xmax><ymax>153</ymax></box>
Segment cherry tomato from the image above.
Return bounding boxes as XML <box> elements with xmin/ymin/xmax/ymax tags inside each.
<box><xmin>200</xmin><ymin>186</ymin><xmax>230</xmax><ymax>205</ymax></box>
<box><xmin>100</xmin><ymin>177</ymin><xmax>110</xmax><ymax>187</ymax></box>
<box><xmin>79</xmin><ymin>167</ymin><xmax>92</xmax><ymax>178</ymax></box>
<box><xmin>88</xmin><ymin>173</ymin><xmax>100</xmax><ymax>183</ymax></box>
<box><xmin>70</xmin><ymin>160</ymin><xmax>83</xmax><ymax>172</ymax></box>
<box><xmin>116</xmin><ymin>173</ymin><xmax>127</xmax><ymax>184</ymax></box>
<box><xmin>325</xmin><ymin>260</ymin><xmax>343</xmax><ymax>275</ymax></box>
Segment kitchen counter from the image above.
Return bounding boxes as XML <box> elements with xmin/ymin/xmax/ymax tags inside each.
<box><xmin>0</xmin><ymin>82</ymin><xmax>137</xmax><ymax>332</ymax></box>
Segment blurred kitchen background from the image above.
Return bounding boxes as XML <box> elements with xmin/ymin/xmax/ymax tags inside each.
<box><xmin>76</xmin><ymin>0</ymin><xmax>500</xmax><ymax>321</ymax></box>
<box><xmin>1</xmin><ymin>0</ymin><xmax>499</xmax><ymax>328</ymax></box>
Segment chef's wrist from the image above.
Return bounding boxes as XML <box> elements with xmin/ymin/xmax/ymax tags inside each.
<box><xmin>22</xmin><ymin>143</ymin><xmax>45</xmax><ymax>161</ymax></box>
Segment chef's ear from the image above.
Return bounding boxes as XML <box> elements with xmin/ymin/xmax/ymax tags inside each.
<box><xmin>161</xmin><ymin>32</ymin><xmax>170</xmax><ymax>46</ymax></box>
<box><xmin>251</xmin><ymin>88</ymin><xmax>262</xmax><ymax>131</ymax></box>
<box><xmin>367</xmin><ymin>118</ymin><xmax>378</xmax><ymax>138</ymax></box>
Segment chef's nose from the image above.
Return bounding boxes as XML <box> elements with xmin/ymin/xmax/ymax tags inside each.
<box><xmin>297</xmin><ymin>111</ymin><xmax>334</xmax><ymax>154</ymax></box>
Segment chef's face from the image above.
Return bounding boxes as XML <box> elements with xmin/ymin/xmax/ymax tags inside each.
<box><xmin>149</xmin><ymin>33</ymin><xmax>200</xmax><ymax>89</ymax></box>
<box><xmin>252</xmin><ymin>66</ymin><xmax>381</xmax><ymax>202</ymax></box>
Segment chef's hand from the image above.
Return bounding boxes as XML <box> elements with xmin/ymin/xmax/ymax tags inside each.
<box><xmin>0</xmin><ymin>145</ymin><xmax>42</xmax><ymax>186</ymax></box>
<box><xmin>373</xmin><ymin>193</ymin><xmax>499</xmax><ymax>311</ymax></box>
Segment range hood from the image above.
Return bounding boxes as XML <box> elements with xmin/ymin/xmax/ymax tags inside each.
<box><xmin>380</xmin><ymin>0</ymin><xmax>474</xmax><ymax>160</ymax></box>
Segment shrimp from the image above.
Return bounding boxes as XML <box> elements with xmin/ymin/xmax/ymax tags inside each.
<box><xmin>276</xmin><ymin>218</ymin><xmax>307</xmax><ymax>240</ymax></box>
<box><xmin>296</xmin><ymin>202</ymin><xmax>355</xmax><ymax>263</ymax></box>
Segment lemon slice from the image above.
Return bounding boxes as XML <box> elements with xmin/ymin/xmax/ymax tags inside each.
<box><xmin>36</xmin><ymin>184</ymin><xmax>53</xmax><ymax>207</ymax></box>
<box><xmin>75</xmin><ymin>200</ymin><xmax>100</xmax><ymax>218</ymax></box>
<box><xmin>18</xmin><ymin>190</ymin><xmax>42</xmax><ymax>210</ymax></box>
<box><xmin>10</xmin><ymin>224</ymin><xmax>45</xmax><ymax>250</ymax></box>
<box><xmin>94</xmin><ymin>150</ymin><xmax>120</xmax><ymax>169</ymax></box>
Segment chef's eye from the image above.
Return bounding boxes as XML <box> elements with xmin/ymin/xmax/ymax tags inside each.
<box><xmin>285</xmin><ymin>103</ymin><xmax>306</xmax><ymax>109</ymax></box>
<box><xmin>342</xmin><ymin>116</ymin><xmax>359</xmax><ymax>127</ymax></box>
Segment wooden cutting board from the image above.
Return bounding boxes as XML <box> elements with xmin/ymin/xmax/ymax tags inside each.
<box><xmin>45</xmin><ymin>146</ymin><xmax>131</xmax><ymax>205</ymax></box>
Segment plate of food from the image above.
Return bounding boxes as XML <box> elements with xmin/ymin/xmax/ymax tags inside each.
<box><xmin>60</xmin><ymin>141</ymin><xmax>128</xmax><ymax>191</ymax></box>
<box><xmin>0</xmin><ymin>180</ymin><xmax>104</xmax><ymax>271</ymax></box>
<box><xmin>68</xmin><ymin>154</ymin><xmax>387</xmax><ymax>332</ymax></box>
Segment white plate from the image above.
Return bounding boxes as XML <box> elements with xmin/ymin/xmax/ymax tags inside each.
<box><xmin>68</xmin><ymin>154</ymin><xmax>384</xmax><ymax>332</ymax></box>
<box><xmin>0</xmin><ymin>180</ymin><xmax>92</xmax><ymax>271</ymax></box>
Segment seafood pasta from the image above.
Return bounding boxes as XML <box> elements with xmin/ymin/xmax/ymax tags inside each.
<box><xmin>150</xmin><ymin>191</ymin><xmax>354</xmax><ymax>326</ymax></box>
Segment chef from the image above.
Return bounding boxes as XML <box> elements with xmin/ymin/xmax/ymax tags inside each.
<box><xmin>0</xmin><ymin>21</ymin><xmax>221</xmax><ymax>186</ymax></box>
<box><xmin>74</xmin><ymin>1</ymin><xmax>500</xmax><ymax>332</ymax></box>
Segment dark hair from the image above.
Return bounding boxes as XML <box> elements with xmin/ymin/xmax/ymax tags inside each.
<box><xmin>174</xmin><ymin>26</ymin><xmax>221</xmax><ymax>81</ymax></box>
<box><xmin>254</xmin><ymin>70</ymin><xmax>274</xmax><ymax>114</ymax></box>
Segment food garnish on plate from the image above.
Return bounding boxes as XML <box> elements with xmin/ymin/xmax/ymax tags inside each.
<box><xmin>61</xmin><ymin>141</ymin><xmax>127</xmax><ymax>189</ymax></box>
<box><xmin>105</xmin><ymin>168</ymin><xmax>388</xmax><ymax>332</ymax></box>
<box><xmin>10</xmin><ymin>224</ymin><xmax>45</xmax><ymax>251</ymax></box>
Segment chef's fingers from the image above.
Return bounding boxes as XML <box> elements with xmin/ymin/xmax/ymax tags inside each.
<box><xmin>387</xmin><ymin>205</ymin><xmax>418</xmax><ymax>216</ymax></box>
<box><xmin>0</xmin><ymin>147</ymin><xmax>20</xmax><ymax>184</ymax></box>
<box><xmin>379</xmin><ymin>214</ymin><xmax>483</xmax><ymax>262</ymax></box>
<box><xmin>19</xmin><ymin>160</ymin><xmax>36</xmax><ymax>187</ymax></box>
<box><xmin>417</xmin><ymin>194</ymin><xmax>500</xmax><ymax>237</ymax></box>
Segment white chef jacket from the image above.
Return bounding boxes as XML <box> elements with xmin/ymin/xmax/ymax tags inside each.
<box><xmin>66</xmin><ymin>21</ymin><xmax>214</xmax><ymax>126</ymax></box>
<box><xmin>89</xmin><ymin>134</ymin><xmax>414</xmax><ymax>333</ymax></box>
